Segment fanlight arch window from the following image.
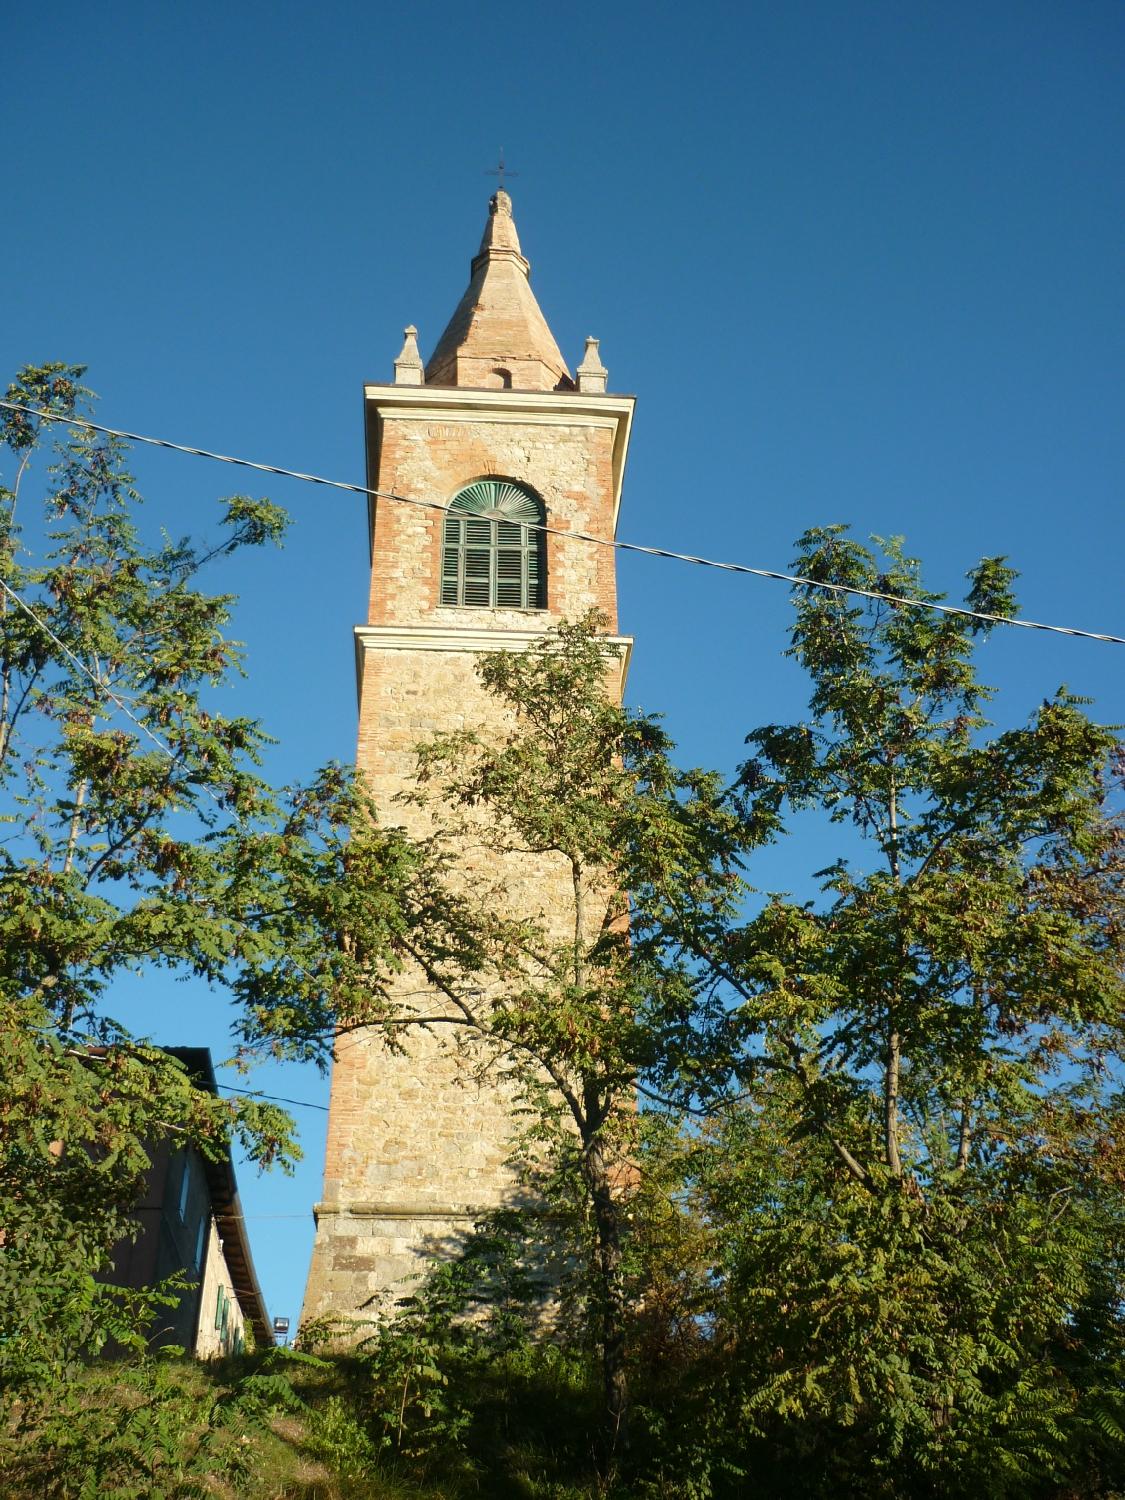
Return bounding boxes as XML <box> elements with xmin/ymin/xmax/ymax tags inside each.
<box><xmin>440</xmin><ymin>479</ymin><xmax>546</xmax><ymax>609</ymax></box>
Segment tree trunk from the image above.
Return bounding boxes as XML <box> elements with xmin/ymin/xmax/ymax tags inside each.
<box><xmin>885</xmin><ymin>777</ymin><xmax>904</xmax><ymax>1177</ymax></box>
<box><xmin>581</xmin><ymin>1131</ymin><xmax>629</xmax><ymax>1465</ymax></box>
<box><xmin>885</xmin><ymin>1022</ymin><xmax>902</xmax><ymax>1177</ymax></box>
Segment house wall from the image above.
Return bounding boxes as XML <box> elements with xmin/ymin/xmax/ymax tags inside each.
<box><xmin>111</xmin><ymin>1143</ymin><xmax>209</xmax><ymax>1351</ymax></box>
<box><xmin>193</xmin><ymin>1218</ymin><xmax>247</xmax><ymax>1358</ymax></box>
<box><xmin>109</xmin><ymin>1143</ymin><xmax>251</xmax><ymax>1356</ymax></box>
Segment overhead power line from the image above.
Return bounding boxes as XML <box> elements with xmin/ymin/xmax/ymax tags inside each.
<box><xmin>214</xmin><ymin>1080</ymin><xmax>329</xmax><ymax>1113</ymax></box>
<box><xmin>2</xmin><ymin>399</ymin><xmax>1121</xmax><ymax>647</ymax></box>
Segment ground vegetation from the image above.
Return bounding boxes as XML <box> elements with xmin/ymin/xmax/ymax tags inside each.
<box><xmin>0</xmin><ymin>367</ymin><xmax>415</xmax><ymax>1468</ymax></box>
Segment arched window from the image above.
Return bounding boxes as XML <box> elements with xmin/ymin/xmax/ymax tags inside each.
<box><xmin>440</xmin><ymin>479</ymin><xmax>546</xmax><ymax>609</ymax></box>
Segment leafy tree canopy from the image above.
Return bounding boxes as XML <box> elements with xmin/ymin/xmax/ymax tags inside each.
<box><xmin>0</xmin><ymin>366</ymin><xmax>415</xmax><ymax>1406</ymax></box>
<box><xmin>675</xmin><ymin>527</ymin><xmax>1125</xmax><ymax>1495</ymax></box>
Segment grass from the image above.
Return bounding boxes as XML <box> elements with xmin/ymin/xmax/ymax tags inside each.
<box><xmin>1</xmin><ymin>1352</ymin><xmax>429</xmax><ymax>1500</ymax></box>
<box><xmin>0</xmin><ymin>1345</ymin><xmax>611</xmax><ymax>1499</ymax></box>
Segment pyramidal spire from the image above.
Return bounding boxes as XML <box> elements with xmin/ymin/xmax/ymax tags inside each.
<box><xmin>425</xmin><ymin>191</ymin><xmax>572</xmax><ymax>391</ymax></box>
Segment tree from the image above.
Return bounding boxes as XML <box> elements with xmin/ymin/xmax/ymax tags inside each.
<box><xmin>0</xmin><ymin>366</ymin><xmax>415</xmax><ymax>1413</ymax></box>
<box><xmin>243</xmin><ymin>617</ymin><xmax>748</xmax><ymax>1465</ymax></box>
<box><xmin>683</xmin><ymin>528</ymin><xmax>1125</xmax><ymax>1495</ymax></box>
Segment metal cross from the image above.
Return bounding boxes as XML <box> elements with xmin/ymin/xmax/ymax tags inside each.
<box><xmin>487</xmin><ymin>149</ymin><xmax>518</xmax><ymax>191</ymax></box>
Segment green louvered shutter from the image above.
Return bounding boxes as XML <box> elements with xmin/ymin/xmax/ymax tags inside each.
<box><xmin>440</xmin><ymin>480</ymin><xmax>546</xmax><ymax>608</ymax></box>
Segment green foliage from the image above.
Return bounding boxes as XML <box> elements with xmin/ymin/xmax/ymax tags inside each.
<box><xmin>725</xmin><ymin>529</ymin><xmax>1122</xmax><ymax>1188</ymax></box>
<box><xmin>359</xmin><ymin>1275</ymin><xmax>476</xmax><ymax>1464</ymax></box>
<box><xmin>306</xmin><ymin>1394</ymin><xmax>383</xmax><ymax>1480</ymax></box>
<box><xmin>256</xmin><ymin>615</ymin><xmax>749</xmax><ymax>1467</ymax></box>
<box><xmin>0</xmin><ymin>366</ymin><xmax>418</xmax><ymax>1414</ymax></box>
<box><xmin>303</xmin><ymin>1283</ymin><xmax>605</xmax><ymax>1497</ymax></box>
<box><xmin>656</xmin><ymin>1090</ymin><xmax>1123</xmax><ymax>1498</ymax></box>
<box><xmin>0</xmin><ymin>1347</ymin><xmax>321</xmax><ymax>1499</ymax></box>
<box><xmin>681</xmin><ymin>529</ymin><xmax>1125</xmax><ymax>1494</ymax></box>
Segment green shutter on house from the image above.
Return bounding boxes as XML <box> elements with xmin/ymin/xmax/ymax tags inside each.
<box><xmin>440</xmin><ymin>480</ymin><xmax>546</xmax><ymax>609</ymax></box>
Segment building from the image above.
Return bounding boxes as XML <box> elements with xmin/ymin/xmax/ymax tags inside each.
<box><xmin>110</xmin><ymin>1047</ymin><xmax>272</xmax><ymax>1357</ymax></box>
<box><xmin>301</xmin><ymin>189</ymin><xmax>635</xmax><ymax>1326</ymax></box>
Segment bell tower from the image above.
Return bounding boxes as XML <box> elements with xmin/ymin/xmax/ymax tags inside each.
<box><xmin>302</xmin><ymin>191</ymin><xmax>635</xmax><ymax>1325</ymax></box>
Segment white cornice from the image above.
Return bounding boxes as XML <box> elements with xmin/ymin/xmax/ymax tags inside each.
<box><xmin>363</xmin><ymin>383</ymin><xmax>635</xmax><ymax>534</ymax></box>
<box><xmin>314</xmin><ymin>1200</ymin><xmax>499</xmax><ymax>1222</ymax></box>
<box><xmin>354</xmin><ymin>623</ymin><xmax>633</xmax><ymax>705</ymax></box>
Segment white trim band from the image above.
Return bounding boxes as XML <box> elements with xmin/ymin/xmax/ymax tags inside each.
<box><xmin>354</xmin><ymin>623</ymin><xmax>633</xmax><ymax>702</ymax></box>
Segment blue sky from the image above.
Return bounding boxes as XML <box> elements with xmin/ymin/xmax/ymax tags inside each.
<box><xmin>7</xmin><ymin>0</ymin><xmax>1123</xmax><ymax>1329</ymax></box>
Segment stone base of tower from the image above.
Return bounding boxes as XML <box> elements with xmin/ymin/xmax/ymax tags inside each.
<box><xmin>302</xmin><ymin>1203</ymin><xmax>485</xmax><ymax>1329</ymax></box>
<box><xmin>300</xmin><ymin>1026</ymin><xmax>534</xmax><ymax>1330</ymax></box>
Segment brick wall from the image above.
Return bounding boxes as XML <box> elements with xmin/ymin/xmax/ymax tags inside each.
<box><xmin>368</xmin><ymin>416</ymin><xmax>618</xmax><ymax>629</ymax></box>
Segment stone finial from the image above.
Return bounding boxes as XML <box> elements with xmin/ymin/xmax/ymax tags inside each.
<box><xmin>393</xmin><ymin>325</ymin><xmax>424</xmax><ymax>386</ymax></box>
<box><xmin>575</xmin><ymin>336</ymin><xmax>608</xmax><ymax>394</ymax></box>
